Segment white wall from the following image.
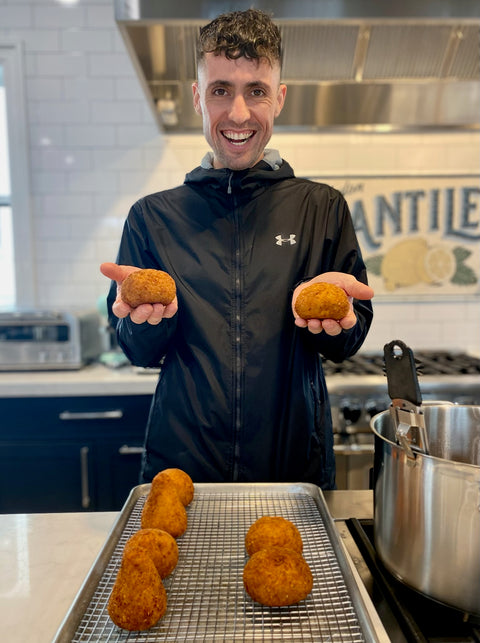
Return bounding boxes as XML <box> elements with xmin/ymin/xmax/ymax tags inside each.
<box><xmin>1</xmin><ymin>0</ymin><xmax>479</xmax><ymax>355</ymax></box>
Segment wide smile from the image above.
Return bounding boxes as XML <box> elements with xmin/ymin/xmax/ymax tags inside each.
<box><xmin>221</xmin><ymin>130</ymin><xmax>255</xmax><ymax>146</ymax></box>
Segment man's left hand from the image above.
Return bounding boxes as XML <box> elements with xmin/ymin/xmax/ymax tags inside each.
<box><xmin>292</xmin><ymin>272</ymin><xmax>374</xmax><ymax>336</ymax></box>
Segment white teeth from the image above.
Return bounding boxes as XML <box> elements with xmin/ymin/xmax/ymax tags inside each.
<box><xmin>223</xmin><ymin>130</ymin><xmax>253</xmax><ymax>145</ymax></box>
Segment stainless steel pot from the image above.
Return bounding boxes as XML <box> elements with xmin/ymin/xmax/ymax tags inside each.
<box><xmin>371</xmin><ymin>404</ymin><xmax>480</xmax><ymax>616</ymax></box>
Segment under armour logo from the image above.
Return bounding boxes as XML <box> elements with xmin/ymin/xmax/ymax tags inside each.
<box><xmin>275</xmin><ymin>234</ymin><xmax>296</xmax><ymax>246</ymax></box>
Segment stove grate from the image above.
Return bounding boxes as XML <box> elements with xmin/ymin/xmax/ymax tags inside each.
<box><xmin>323</xmin><ymin>351</ymin><xmax>480</xmax><ymax>377</ymax></box>
<box><xmin>69</xmin><ymin>489</ymin><xmax>369</xmax><ymax>642</ymax></box>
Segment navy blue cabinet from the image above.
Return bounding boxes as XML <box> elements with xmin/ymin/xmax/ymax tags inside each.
<box><xmin>0</xmin><ymin>394</ymin><xmax>152</xmax><ymax>513</ymax></box>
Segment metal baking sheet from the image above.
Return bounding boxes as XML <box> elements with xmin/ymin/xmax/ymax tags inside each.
<box><xmin>53</xmin><ymin>482</ymin><xmax>387</xmax><ymax>642</ymax></box>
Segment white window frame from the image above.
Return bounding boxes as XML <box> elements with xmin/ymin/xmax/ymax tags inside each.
<box><xmin>1</xmin><ymin>42</ymin><xmax>35</xmax><ymax>307</ymax></box>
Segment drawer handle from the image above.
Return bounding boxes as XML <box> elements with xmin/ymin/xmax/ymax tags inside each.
<box><xmin>59</xmin><ymin>410</ymin><xmax>124</xmax><ymax>420</ymax></box>
<box><xmin>118</xmin><ymin>445</ymin><xmax>144</xmax><ymax>455</ymax></box>
<box><xmin>80</xmin><ymin>446</ymin><xmax>90</xmax><ymax>509</ymax></box>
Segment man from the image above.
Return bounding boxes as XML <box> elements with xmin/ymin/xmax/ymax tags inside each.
<box><xmin>101</xmin><ymin>9</ymin><xmax>374</xmax><ymax>489</ymax></box>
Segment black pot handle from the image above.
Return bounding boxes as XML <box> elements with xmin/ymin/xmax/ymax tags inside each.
<box><xmin>383</xmin><ymin>340</ymin><xmax>422</xmax><ymax>407</ymax></box>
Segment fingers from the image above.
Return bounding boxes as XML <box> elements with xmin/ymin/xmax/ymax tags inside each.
<box><xmin>114</xmin><ymin>299</ymin><xmax>179</xmax><ymax>325</ymax></box>
<box><xmin>311</xmin><ymin>272</ymin><xmax>374</xmax><ymax>300</ymax></box>
<box><xmin>100</xmin><ymin>262</ymin><xmax>140</xmax><ymax>284</ymax></box>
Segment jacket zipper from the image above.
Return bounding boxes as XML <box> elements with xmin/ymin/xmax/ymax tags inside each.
<box><xmin>229</xmin><ymin>171</ymin><xmax>242</xmax><ymax>481</ymax></box>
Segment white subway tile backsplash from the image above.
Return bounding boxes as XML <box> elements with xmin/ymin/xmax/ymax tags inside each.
<box><xmin>6</xmin><ymin>29</ymin><xmax>61</xmax><ymax>52</ymax></box>
<box><xmin>67</xmin><ymin>169</ymin><xmax>117</xmax><ymax>193</ymax></box>
<box><xmin>29</xmin><ymin>99</ymin><xmax>90</xmax><ymax>124</ymax></box>
<box><xmin>30</xmin><ymin>124</ymin><xmax>66</xmax><ymax>148</ymax></box>
<box><xmin>114</xmin><ymin>77</ymin><xmax>145</xmax><ymax>101</ymax></box>
<box><xmin>32</xmin><ymin>5</ymin><xmax>85</xmax><ymax>30</ymax></box>
<box><xmin>31</xmin><ymin>170</ymin><xmax>67</xmax><ymax>194</ymax></box>
<box><xmin>61</xmin><ymin>28</ymin><xmax>113</xmax><ymax>53</ymax></box>
<box><xmin>34</xmin><ymin>215</ymin><xmax>70</xmax><ymax>240</ymax></box>
<box><xmin>115</xmin><ymin>124</ymin><xmax>159</xmax><ymax>147</ymax></box>
<box><xmin>0</xmin><ymin>5</ymin><xmax>32</xmax><ymax>28</ymax></box>
<box><xmin>42</xmin><ymin>193</ymin><xmax>93</xmax><ymax>216</ymax></box>
<box><xmin>31</xmin><ymin>148</ymin><xmax>91</xmax><ymax>171</ymax></box>
<box><xmin>65</xmin><ymin>124</ymin><xmax>116</xmax><ymax>147</ymax></box>
<box><xmin>35</xmin><ymin>51</ymin><xmax>88</xmax><ymax>77</ymax></box>
<box><xmin>90</xmin><ymin>100</ymin><xmax>143</xmax><ymax>124</ymax></box>
<box><xmin>86</xmin><ymin>6</ymin><xmax>117</xmax><ymax>29</ymax></box>
<box><xmin>87</xmin><ymin>53</ymin><xmax>136</xmax><ymax>77</ymax></box>
<box><xmin>64</xmin><ymin>76</ymin><xmax>115</xmax><ymax>101</ymax></box>
<box><xmin>92</xmin><ymin>148</ymin><xmax>143</xmax><ymax>171</ymax></box>
<box><xmin>27</xmin><ymin>77</ymin><xmax>62</xmax><ymax>101</ymax></box>
<box><xmin>93</xmin><ymin>193</ymin><xmax>136</xmax><ymax>218</ymax></box>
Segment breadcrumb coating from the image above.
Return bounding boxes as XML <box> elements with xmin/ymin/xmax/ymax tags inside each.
<box><xmin>121</xmin><ymin>269</ymin><xmax>176</xmax><ymax>308</ymax></box>
<box><xmin>295</xmin><ymin>282</ymin><xmax>349</xmax><ymax>320</ymax></box>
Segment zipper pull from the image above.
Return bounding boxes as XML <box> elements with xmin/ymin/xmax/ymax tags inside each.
<box><xmin>227</xmin><ymin>172</ymin><xmax>233</xmax><ymax>195</ymax></box>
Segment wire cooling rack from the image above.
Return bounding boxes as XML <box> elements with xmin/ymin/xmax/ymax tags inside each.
<box><xmin>55</xmin><ymin>483</ymin><xmax>379</xmax><ymax>642</ymax></box>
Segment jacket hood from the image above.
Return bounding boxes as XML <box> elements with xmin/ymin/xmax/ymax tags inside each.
<box><xmin>184</xmin><ymin>154</ymin><xmax>295</xmax><ymax>193</ymax></box>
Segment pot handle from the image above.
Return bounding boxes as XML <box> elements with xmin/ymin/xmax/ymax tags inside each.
<box><xmin>384</xmin><ymin>340</ymin><xmax>429</xmax><ymax>457</ymax></box>
<box><xmin>383</xmin><ymin>340</ymin><xmax>422</xmax><ymax>407</ymax></box>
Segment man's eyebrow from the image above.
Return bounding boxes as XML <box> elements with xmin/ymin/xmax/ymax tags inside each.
<box><xmin>206</xmin><ymin>80</ymin><xmax>270</xmax><ymax>91</ymax></box>
<box><xmin>206</xmin><ymin>79</ymin><xmax>234</xmax><ymax>89</ymax></box>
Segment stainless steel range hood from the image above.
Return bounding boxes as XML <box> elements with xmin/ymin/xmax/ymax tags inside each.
<box><xmin>114</xmin><ymin>0</ymin><xmax>480</xmax><ymax>131</ymax></box>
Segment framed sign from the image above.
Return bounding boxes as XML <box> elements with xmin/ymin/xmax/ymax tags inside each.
<box><xmin>308</xmin><ymin>174</ymin><xmax>480</xmax><ymax>299</ymax></box>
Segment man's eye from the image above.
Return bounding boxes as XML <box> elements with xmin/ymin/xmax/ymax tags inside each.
<box><xmin>252</xmin><ymin>88</ymin><xmax>265</xmax><ymax>97</ymax></box>
<box><xmin>213</xmin><ymin>88</ymin><xmax>228</xmax><ymax>96</ymax></box>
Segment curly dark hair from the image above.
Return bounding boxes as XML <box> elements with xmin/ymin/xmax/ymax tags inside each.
<box><xmin>196</xmin><ymin>8</ymin><xmax>283</xmax><ymax>69</ymax></box>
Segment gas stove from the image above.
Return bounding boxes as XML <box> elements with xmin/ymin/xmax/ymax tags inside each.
<box><xmin>324</xmin><ymin>350</ymin><xmax>480</xmax><ymax>489</ymax></box>
<box><xmin>345</xmin><ymin>518</ymin><xmax>480</xmax><ymax>643</ymax></box>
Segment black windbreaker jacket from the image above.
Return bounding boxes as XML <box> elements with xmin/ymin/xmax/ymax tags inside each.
<box><xmin>107</xmin><ymin>157</ymin><xmax>373</xmax><ymax>489</ymax></box>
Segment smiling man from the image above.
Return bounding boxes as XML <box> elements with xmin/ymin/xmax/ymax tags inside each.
<box><xmin>101</xmin><ymin>9</ymin><xmax>374</xmax><ymax>489</ymax></box>
<box><xmin>192</xmin><ymin>12</ymin><xmax>287</xmax><ymax>171</ymax></box>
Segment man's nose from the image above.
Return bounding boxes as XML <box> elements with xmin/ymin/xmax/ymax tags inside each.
<box><xmin>229</xmin><ymin>95</ymin><xmax>250</xmax><ymax>123</ymax></box>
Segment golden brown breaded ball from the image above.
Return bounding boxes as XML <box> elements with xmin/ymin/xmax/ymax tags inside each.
<box><xmin>294</xmin><ymin>282</ymin><xmax>350</xmax><ymax>320</ymax></box>
<box><xmin>123</xmin><ymin>528</ymin><xmax>179</xmax><ymax>579</ymax></box>
<box><xmin>154</xmin><ymin>468</ymin><xmax>194</xmax><ymax>506</ymax></box>
<box><xmin>121</xmin><ymin>268</ymin><xmax>176</xmax><ymax>308</ymax></box>
<box><xmin>108</xmin><ymin>548</ymin><xmax>167</xmax><ymax>631</ymax></box>
<box><xmin>245</xmin><ymin>516</ymin><xmax>303</xmax><ymax>556</ymax></box>
<box><xmin>141</xmin><ymin>476</ymin><xmax>188</xmax><ymax>538</ymax></box>
<box><xmin>243</xmin><ymin>547</ymin><xmax>313</xmax><ymax>607</ymax></box>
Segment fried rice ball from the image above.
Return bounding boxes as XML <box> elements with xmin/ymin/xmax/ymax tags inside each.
<box><xmin>108</xmin><ymin>548</ymin><xmax>167</xmax><ymax>631</ymax></box>
<box><xmin>294</xmin><ymin>282</ymin><xmax>350</xmax><ymax>320</ymax></box>
<box><xmin>245</xmin><ymin>516</ymin><xmax>303</xmax><ymax>556</ymax></box>
<box><xmin>121</xmin><ymin>268</ymin><xmax>176</xmax><ymax>308</ymax></box>
<box><xmin>243</xmin><ymin>547</ymin><xmax>313</xmax><ymax>607</ymax></box>
<box><xmin>154</xmin><ymin>468</ymin><xmax>194</xmax><ymax>506</ymax></box>
<box><xmin>141</xmin><ymin>476</ymin><xmax>188</xmax><ymax>538</ymax></box>
<box><xmin>123</xmin><ymin>528</ymin><xmax>179</xmax><ymax>579</ymax></box>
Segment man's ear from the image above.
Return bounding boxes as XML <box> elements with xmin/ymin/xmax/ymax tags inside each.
<box><xmin>274</xmin><ymin>83</ymin><xmax>287</xmax><ymax>118</ymax></box>
<box><xmin>192</xmin><ymin>82</ymin><xmax>202</xmax><ymax>115</ymax></box>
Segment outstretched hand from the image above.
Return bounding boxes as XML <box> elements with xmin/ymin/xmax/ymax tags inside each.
<box><xmin>292</xmin><ymin>272</ymin><xmax>374</xmax><ymax>336</ymax></box>
<box><xmin>100</xmin><ymin>262</ymin><xmax>178</xmax><ymax>325</ymax></box>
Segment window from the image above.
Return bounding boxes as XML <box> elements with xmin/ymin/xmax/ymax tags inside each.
<box><xmin>0</xmin><ymin>43</ymin><xmax>35</xmax><ymax>309</ymax></box>
<box><xmin>0</xmin><ymin>65</ymin><xmax>15</xmax><ymax>307</ymax></box>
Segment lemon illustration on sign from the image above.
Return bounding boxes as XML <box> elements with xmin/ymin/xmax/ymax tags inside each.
<box><xmin>423</xmin><ymin>245</ymin><xmax>456</xmax><ymax>284</ymax></box>
<box><xmin>381</xmin><ymin>238</ymin><xmax>429</xmax><ymax>290</ymax></box>
<box><xmin>381</xmin><ymin>238</ymin><xmax>456</xmax><ymax>290</ymax></box>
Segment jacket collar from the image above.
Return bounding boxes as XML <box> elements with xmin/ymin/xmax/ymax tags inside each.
<box><xmin>184</xmin><ymin>150</ymin><xmax>294</xmax><ymax>193</ymax></box>
<box><xmin>199</xmin><ymin>148</ymin><xmax>283</xmax><ymax>171</ymax></box>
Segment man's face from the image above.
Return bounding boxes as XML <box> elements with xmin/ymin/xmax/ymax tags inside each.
<box><xmin>192</xmin><ymin>53</ymin><xmax>287</xmax><ymax>170</ymax></box>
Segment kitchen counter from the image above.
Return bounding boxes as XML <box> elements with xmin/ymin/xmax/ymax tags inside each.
<box><xmin>0</xmin><ymin>490</ymin><xmax>374</xmax><ymax>643</ymax></box>
<box><xmin>0</xmin><ymin>362</ymin><xmax>159</xmax><ymax>397</ymax></box>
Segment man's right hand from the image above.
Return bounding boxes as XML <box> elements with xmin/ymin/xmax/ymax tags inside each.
<box><xmin>100</xmin><ymin>262</ymin><xmax>178</xmax><ymax>325</ymax></box>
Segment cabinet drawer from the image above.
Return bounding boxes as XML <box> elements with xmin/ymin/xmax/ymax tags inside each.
<box><xmin>0</xmin><ymin>395</ymin><xmax>152</xmax><ymax>438</ymax></box>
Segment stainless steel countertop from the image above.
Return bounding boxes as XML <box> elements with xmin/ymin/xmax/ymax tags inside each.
<box><xmin>324</xmin><ymin>489</ymin><xmax>373</xmax><ymax>521</ymax></box>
